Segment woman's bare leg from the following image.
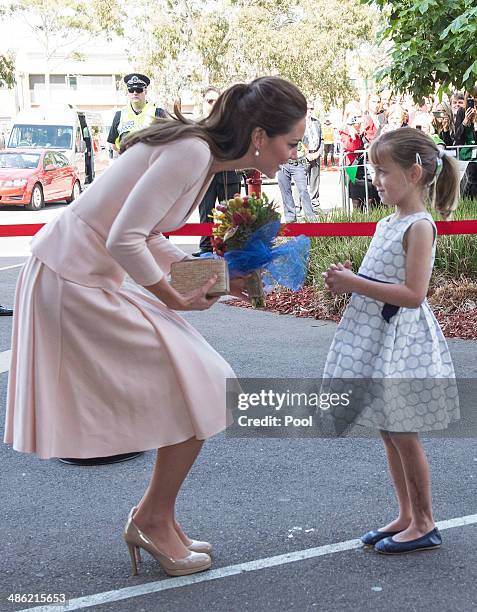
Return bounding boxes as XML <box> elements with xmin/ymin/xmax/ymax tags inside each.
<box><xmin>388</xmin><ymin>432</ymin><xmax>435</xmax><ymax>541</ymax></box>
<box><xmin>379</xmin><ymin>430</ymin><xmax>412</xmax><ymax>532</ymax></box>
<box><xmin>133</xmin><ymin>436</ymin><xmax>203</xmax><ymax>559</ymax></box>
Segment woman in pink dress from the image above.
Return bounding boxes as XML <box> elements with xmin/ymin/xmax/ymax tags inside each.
<box><xmin>5</xmin><ymin>77</ymin><xmax>307</xmax><ymax>577</ymax></box>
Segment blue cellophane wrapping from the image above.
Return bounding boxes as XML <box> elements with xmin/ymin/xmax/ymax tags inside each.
<box><xmin>202</xmin><ymin>221</ymin><xmax>310</xmax><ymax>291</ymax></box>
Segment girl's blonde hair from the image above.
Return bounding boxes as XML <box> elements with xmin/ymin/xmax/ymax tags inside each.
<box><xmin>369</xmin><ymin>127</ymin><xmax>460</xmax><ymax>218</ymax></box>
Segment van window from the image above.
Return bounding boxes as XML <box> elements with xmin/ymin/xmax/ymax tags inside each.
<box><xmin>8</xmin><ymin>124</ymin><xmax>74</xmax><ymax>149</ymax></box>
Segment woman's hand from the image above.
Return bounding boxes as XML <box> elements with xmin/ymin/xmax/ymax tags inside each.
<box><xmin>322</xmin><ymin>260</ymin><xmax>355</xmax><ymax>295</ymax></box>
<box><xmin>229</xmin><ymin>275</ymin><xmax>252</xmax><ymax>303</ymax></box>
<box><xmin>174</xmin><ymin>276</ymin><xmax>220</xmax><ymax>311</ymax></box>
<box><xmin>145</xmin><ymin>275</ymin><xmax>220</xmax><ymax>311</ymax></box>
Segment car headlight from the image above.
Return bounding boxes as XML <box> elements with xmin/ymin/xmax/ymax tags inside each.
<box><xmin>2</xmin><ymin>179</ymin><xmax>28</xmax><ymax>187</ymax></box>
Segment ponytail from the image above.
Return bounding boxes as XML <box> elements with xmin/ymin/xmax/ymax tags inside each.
<box><xmin>431</xmin><ymin>153</ymin><xmax>460</xmax><ymax>219</ymax></box>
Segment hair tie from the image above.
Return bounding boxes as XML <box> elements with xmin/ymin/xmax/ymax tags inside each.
<box><xmin>433</xmin><ymin>151</ymin><xmax>444</xmax><ymax>182</ymax></box>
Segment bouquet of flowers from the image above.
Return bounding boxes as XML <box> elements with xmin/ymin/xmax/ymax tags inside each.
<box><xmin>211</xmin><ymin>192</ymin><xmax>310</xmax><ymax>308</ymax></box>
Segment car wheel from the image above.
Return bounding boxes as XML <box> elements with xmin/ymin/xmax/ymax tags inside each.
<box><xmin>66</xmin><ymin>180</ymin><xmax>81</xmax><ymax>204</ymax></box>
<box><xmin>25</xmin><ymin>184</ymin><xmax>45</xmax><ymax>211</ymax></box>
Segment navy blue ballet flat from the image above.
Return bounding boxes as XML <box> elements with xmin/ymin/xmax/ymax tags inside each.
<box><xmin>375</xmin><ymin>527</ymin><xmax>442</xmax><ymax>554</ymax></box>
<box><xmin>361</xmin><ymin>530</ymin><xmax>400</xmax><ymax>546</ymax></box>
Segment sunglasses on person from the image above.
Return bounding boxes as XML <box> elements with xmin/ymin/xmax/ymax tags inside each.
<box><xmin>128</xmin><ymin>86</ymin><xmax>145</xmax><ymax>94</ymax></box>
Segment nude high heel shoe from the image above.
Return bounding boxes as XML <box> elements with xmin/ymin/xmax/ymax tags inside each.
<box><xmin>187</xmin><ymin>539</ymin><xmax>213</xmax><ymax>554</ymax></box>
<box><xmin>123</xmin><ymin>508</ymin><xmax>211</xmax><ymax>577</ymax></box>
<box><xmin>130</xmin><ymin>507</ymin><xmax>213</xmax><ymax>555</ymax></box>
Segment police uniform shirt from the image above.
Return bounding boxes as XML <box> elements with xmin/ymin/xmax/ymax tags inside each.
<box><xmin>107</xmin><ymin>106</ymin><xmax>166</xmax><ymax>146</ymax></box>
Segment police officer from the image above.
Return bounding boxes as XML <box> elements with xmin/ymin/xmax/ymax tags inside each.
<box><xmin>107</xmin><ymin>73</ymin><xmax>166</xmax><ymax>152</ymax></box>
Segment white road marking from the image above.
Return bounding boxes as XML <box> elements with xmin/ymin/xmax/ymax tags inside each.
<box><xmin>16</xmin><ymin>513</ymin><xmax>477</xmax><ymax>612</ymax></box>
<box><xmin>0</xmin><ymin>263</ymin><xmax>24</xmax><ymax>272</ymax></box>
<box><xmin>0</xmin><ymin>349</ymin><xmax>11</xmax><ymax>374</ymax></box>
<box><xmin>0</xmin><ymin>264</ymin><xmax>25</xmax><ymax>272</ymax></box>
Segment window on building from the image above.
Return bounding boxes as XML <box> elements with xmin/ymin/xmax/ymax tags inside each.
<box><xmin>68</xmin><ymin>76</ymin><xmax>78</xmax><ymax>90</ymax></box>
<box><xmin>79</xmin><ymin>75</ymin><xmax>112</xmax><ymax>90</ymax></box>
<box><xmin>29</xmin><ymin>74</ymin><xmax>45</xmax><ymax>89</ymax></box>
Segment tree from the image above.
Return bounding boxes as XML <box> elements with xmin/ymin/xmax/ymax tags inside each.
<box><xmin>224</xmin><ymin>0</ymin><xmax>377</xmax><ymax>108</ymax></box>
<box><xmin>127</xmin><ymin>0</ymin><xmax>377</xmax><ymax>110</ymax></box>
<box><xmin>8</xmin><ymin>0</ymin><xmax>124</xmax><ymax>100</ymax></box>
<box><xmin>0</xmin><ymin>54</ymin><xmax>16</xmax><ymax>88</ymax></box>
<box><xmin>361</xmin><ymin>0</ymin><xmax>477</xmax><ymax>99</ymax></box>
<box><xmin>0</xmin><ymin>5</ymin><xmax>15</xmax><ymax>88</ymax></box>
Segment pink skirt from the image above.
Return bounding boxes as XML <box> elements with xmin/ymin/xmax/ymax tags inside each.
<box><xmin>5</xmin><ymin>257</ymin><xmax>234</xmax><ymax>459</ymax></box>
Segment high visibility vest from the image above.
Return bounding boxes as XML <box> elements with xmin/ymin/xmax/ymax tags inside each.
<box><xmin>115</xmin><ymin>102</ymin><xmax>158</xmax><ymax>147</ymax></box>
<box><xmin>322</xmin><ymin>125</ymin><xmax>334</xmax><ymax>144</ymax></box>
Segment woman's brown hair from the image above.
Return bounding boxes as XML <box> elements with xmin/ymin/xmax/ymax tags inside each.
<box><xmin>369</xmin><ymin>127</ymin><xmax>460</xmax><ymax>219</ymax></box>
<box><xmin>121</xmin><ymin>76</ymin><xmax>307</xmax><ymax>159</ymax></box>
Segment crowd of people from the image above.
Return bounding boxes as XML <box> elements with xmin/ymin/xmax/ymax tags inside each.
<box><xmin>103</xmin><ymin>75</ymin><xmax>477</xmax><ymax>222</ymax></box>
<box><xmin>249</xmin><ymin>88</ymin><xmax>477</xmax><ymax>219</ymax></box>
<box><xmin>337</xmin><ymin>90</ymin><xmax>477</xmax><ymax>209</ymax></box>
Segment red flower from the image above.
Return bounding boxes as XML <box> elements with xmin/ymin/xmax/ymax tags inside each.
<box><xmin>232</xmin><ymin>212</ymin><xmax>246</xmax><ymax>225</ymax></box>
<box><xmin>212</xmin><ymin>237</ymin><xmax>226</xmax><ymax>256</ymax></box>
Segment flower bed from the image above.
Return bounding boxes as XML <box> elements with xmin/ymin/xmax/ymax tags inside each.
<box><xmin>226</xmin><ymin>198</ymin><xmax>477</xmax><ymax>340</ymax></box>
<box><xmin>225</xmin><ymin>285</ymin><xmax>477</xmax><ymax>340</ymax></box>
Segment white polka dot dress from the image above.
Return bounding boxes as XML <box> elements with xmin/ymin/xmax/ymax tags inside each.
<box><xmin>322</xmin><ymin>211</ymin><xmax>459</xmax><ymax>433</ymax></box>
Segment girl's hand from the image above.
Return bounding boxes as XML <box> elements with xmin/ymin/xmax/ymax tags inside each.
<box><xmin>322</xmin><ymin>261</ymin><xmax>355</xmax><ymax>295</ymax></box>
<box><xmin>229</xmin><ymin>275</ymin><xmax>252</xmax><ymax>303</ymax></box>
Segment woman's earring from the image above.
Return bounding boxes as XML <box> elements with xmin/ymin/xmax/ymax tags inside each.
<box><xmin>255</xmin><ymin>149</ymin><xmax>260</xmax><ymax>157</ymax></box>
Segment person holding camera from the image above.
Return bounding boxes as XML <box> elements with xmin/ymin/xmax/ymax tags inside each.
<box><xmin>431</xmin><ymin>102</ymin><xmax>454</xmax><ymax>147</ymax></box>
<box><xmin>339</xmin><ymin>111</ymin><xmax>363</xmax><ymax>166</ymax></box>
<box><xmin>362</xmin><ymin>93</ymin><xmax>386</xmax><ymax>144</ymax></box>
<box><xmin>340</xmin><ymin>112</ymin><xmax>366</xmax><ymax>210</ymax></box>
<box><xmin>454</xmin><ymin>95</ymin><xmax>477</xmax><ymax>199</ymax></box>
<box><xmin>340</xmin><ymin>110</ymin><xmax>379</xmax><ymax>211</ymax></box>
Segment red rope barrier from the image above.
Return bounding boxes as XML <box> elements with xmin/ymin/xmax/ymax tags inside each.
<box><xmin>0</xmin><ymin>220</ymin><xmax>476</xmax><ymax>238</ymax></box>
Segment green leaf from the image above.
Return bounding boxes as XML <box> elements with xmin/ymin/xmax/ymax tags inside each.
<box><xmin>418</xmin><ymin>1</ymin><xmax>430</xmax><ymax>15</ymax></box>
<box><xmin>463</xmin><ymin>60</ymin><xmax>477</xmax><ymax>83</ymax></box>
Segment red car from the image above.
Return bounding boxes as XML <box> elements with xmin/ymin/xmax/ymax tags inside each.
<box><xmin>0</xmin><ymin>148</ymin><xmax>81</xmax><ymax>211</ymax></box>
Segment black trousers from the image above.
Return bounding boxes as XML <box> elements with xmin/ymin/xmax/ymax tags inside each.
<box><xmin>198</xmin><ymin>174</ymin><xmax>241</xmax><ymax>251</ymax></box>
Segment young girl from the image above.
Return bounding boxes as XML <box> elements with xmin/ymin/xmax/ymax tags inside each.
<box><xmin>322</xmin><ymin>128</ymin><xmax>460</xmax><ymax>554</ymax></box>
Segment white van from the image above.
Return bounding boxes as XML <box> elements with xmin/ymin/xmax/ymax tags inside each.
<box><xmin>6</xmin><ymin>105</ymin><xmax>95</xmax><ymax>187</ymax></box>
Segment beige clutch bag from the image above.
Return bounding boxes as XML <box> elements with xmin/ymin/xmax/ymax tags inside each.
<box><xmin>170</xmin><ymin>259</ymin><xmax>230</xmax><ymax>296</ymax></box>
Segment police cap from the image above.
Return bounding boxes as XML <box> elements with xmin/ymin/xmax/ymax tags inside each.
<box><xmin>124</xmin><ymin>73</ymin><xmax>150</xmax><ymax>88</ymax></box>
